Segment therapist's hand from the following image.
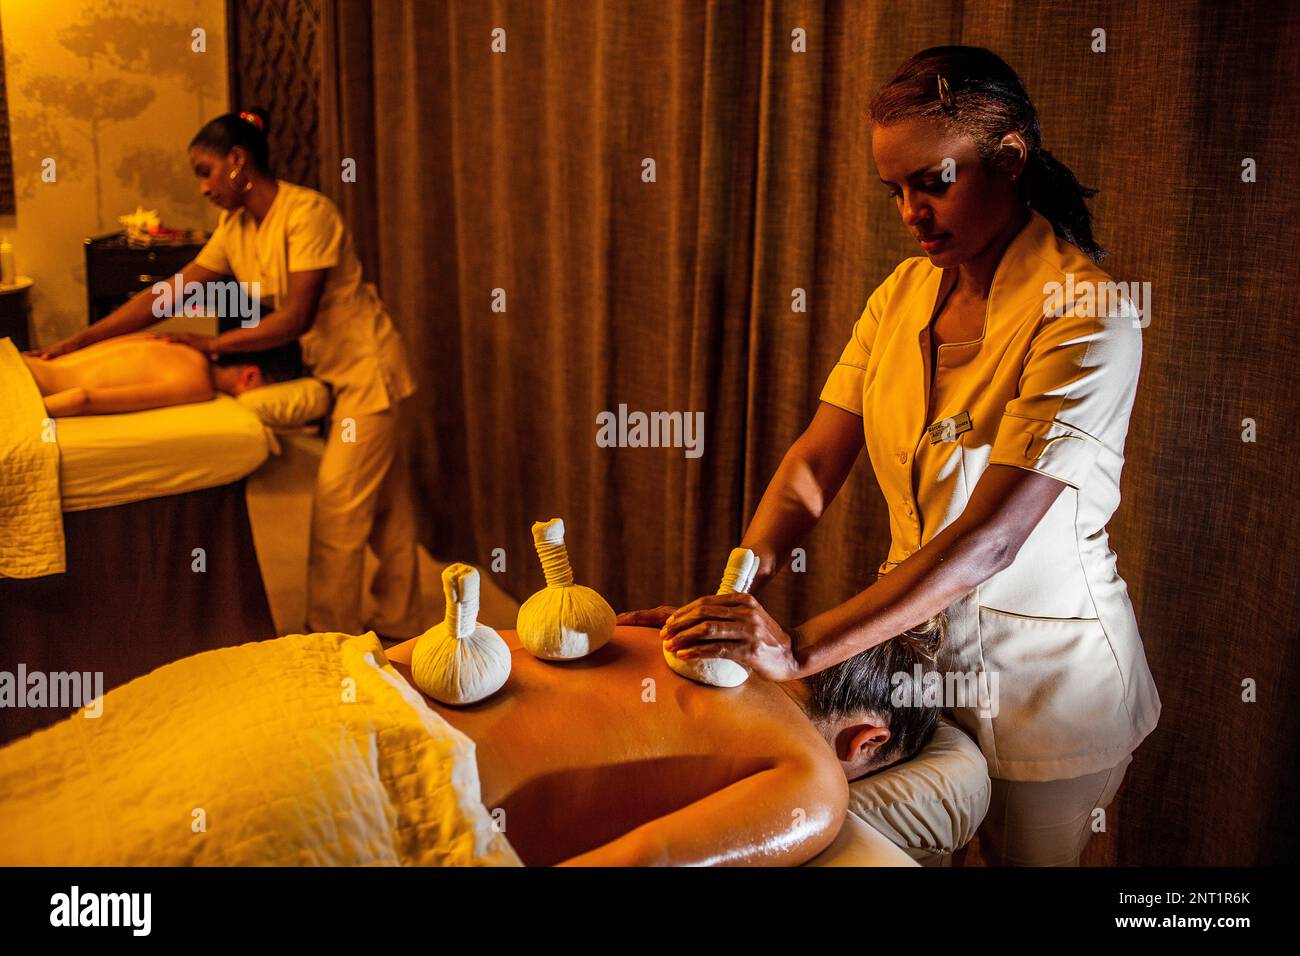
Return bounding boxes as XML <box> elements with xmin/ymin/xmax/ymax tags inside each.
<box><xmin>158</xmin><ymin>331</ymin><xmax>219</xmax><ymax>357</ymax></box>
<box><xmin>25</xmin><ymin>335</ymin><xmax>84</xmax><ymax>360</ymax></box>
<box><xmin>661</xmin><ymin>593</ymin><xmax>801</xmax><ymax>682</ymax></box>
<box><xmin>616</xmin><ymin>605</ymin><xmax>679</xmax><ymax>628</ymax></box>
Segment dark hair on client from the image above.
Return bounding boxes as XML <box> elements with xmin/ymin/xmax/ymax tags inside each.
<box><xmin>213</xmin><ymin>340</ymin><xmax>303</xmax><ymax>385</ymax></box>
<box><xmin>190</xmin><ymin>107</ymin><xmax>272</xmax><ymax>174</ymax></box>
<box><xmin>803</xmin><ymin>611</ymin><xmax>947</xmax><ymax>769</ymax></box>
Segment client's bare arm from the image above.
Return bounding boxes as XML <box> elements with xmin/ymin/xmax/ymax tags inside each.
<box><xmin>556</xmin><ymin>757</ymin><xmax>848</xmax><ymax>867</ymax></box>
<box><xmin>42</xmin><ymin>378</ymin><xmax>214</xmax><ymax>417</ymax></box>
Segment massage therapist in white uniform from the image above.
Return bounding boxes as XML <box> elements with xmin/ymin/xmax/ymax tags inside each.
<box><xmin>624</xmin><ymin>47</ymin><xmax>1161</xmax><ymax>865</ymax></box>
<box><xmin>35</xmin><ymin>109</ymin><xmax>423</xmax><ymax>640</ymax></box>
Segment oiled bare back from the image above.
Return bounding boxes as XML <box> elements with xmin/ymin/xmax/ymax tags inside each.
<box><xmin>385</xmin><ymin>625</ymin><xmax>844</xmax><ymax>865</ymax></box>
<box><xmin>32</xmin><ymin>335</ymin><xmax>209</xmax><ymax>392</ymax></box>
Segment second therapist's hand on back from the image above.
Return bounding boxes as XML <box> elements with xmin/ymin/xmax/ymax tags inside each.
<box><xmin>156</xmin><ymin>331</ymin><xmax>220</xmax><ymax>357</ymax></box>
<box><xmin>24</xmin><ymin>336</ymin><xmax>84</xmax><ymax>360</ymax></box>
<box><xmin>615</xmin><ymin>605</ymin><xmax>679</xmax><ymax>629</ymax></box>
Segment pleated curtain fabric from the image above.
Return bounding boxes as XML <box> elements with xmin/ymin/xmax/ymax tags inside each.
<box><xmin>318</xmin><ymin>0</ymin><xmax>1300</xmax><ymax>866</ymax></box>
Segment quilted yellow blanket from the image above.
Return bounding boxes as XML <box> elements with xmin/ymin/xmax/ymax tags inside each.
<box><xmin>0</xmin><ymin>632</ymin><xmax>521</xmax><ymax>866</ymax></box>
<box><xmin>0</xmin><ymin>337</ymin><xmax>64</xmax><ymax>577</ymax></box>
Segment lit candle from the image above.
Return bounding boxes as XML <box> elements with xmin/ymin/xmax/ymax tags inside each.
<box><xmin>0</xmin><ymin>237</ymin><xmax>14</xmax><ymax>286</ymax></box>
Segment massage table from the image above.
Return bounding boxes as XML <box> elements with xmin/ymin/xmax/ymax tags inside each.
<box><xmin>0</xmin><ymin>627</ymin><xmax>987</xmax><ymax>867</ymax></box>
<box><xmin>805</xmin><ymin>812</ymin><xmax>918</xmax><ymax>866</ymax></box>
<box><xmin>0</xmin><ymin>343</ymin><xmax>330</xmax><ymax>744</ymax></box>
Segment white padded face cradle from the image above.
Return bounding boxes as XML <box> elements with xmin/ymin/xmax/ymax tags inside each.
<box><xmin>234</xmin><ymin>376</ymin><xmax>330</xmax><ymax>428</ymax></box>
<box><xmin>847</xmin><ymin>719</ymin><xmax>992</xmax><ymax>861</ymax></box>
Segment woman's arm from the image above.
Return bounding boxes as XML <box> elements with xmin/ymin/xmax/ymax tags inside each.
<box><xmin>792</xmin><ymin>464</ymin><xmax>1065</xmax><ymax>674</ymax></box>
<box><xmin>28</xmin><ymin>261</ymin><xmax>228</xmax><ymax>358</ymax></box>
<box><xmin>740</xmin><ymin>402</ymin><xmax>866</xmax><ymax>594</ymax></box>
<box><xmin>665</xmin><ymin>463</ymin><xmax>1066</xmax><ymax>680</ymax></box>
<box><xmin>616</xmin><ymin>402</ymin><xmax>863</xmax><ymax>629</ymax></box>
<box><xmin>208</xmin><ymin>268</ymin><xmax>328</xmax><ymax>354</ymax></box>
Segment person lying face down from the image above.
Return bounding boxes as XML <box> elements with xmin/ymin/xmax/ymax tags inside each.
<box><xmin>383</xmin><ymin>617</ymin><xmax>944</xmax><ymax>866</ymax></box>
<box><xmin>21</xmin><ymin>334</ymin><xmax>301</xmax><ymax>417</ymax></box>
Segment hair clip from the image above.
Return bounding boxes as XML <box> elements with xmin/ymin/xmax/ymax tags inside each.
<box><xmin>238</xmin><ymin>110</ymin><xmax>264</xmax><ymax>132</ymax></box>
<box><xmin>936</xmin><ymin>74</ymin><xmax>956</xmax><ymax>112</ymax></box>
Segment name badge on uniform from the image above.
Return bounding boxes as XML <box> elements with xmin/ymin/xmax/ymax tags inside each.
<box><xmin>927</xmin><ymin>410</ymin><xmax>972</xmax><ymax>444</ymax></box>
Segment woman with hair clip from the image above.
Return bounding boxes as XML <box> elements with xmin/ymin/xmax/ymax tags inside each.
<box><xmin>623</xmin><ymin>46</ymin><xmax>1161</xmax><ymax>866</ymax></box>
<box><xmin>33</xmin><ymin>108</ymin><xmax>424</xmax><ymax>641</ymax></box>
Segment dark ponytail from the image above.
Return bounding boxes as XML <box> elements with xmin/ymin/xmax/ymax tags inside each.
<box><xmin>190</xmin><ymin>108</ymin><xmax>273</xmax><ymax>176</ymax></box>
<box><xmin>870</xmin><ymin>46</ymin><xmax>1105</xmax><ymax>261</ymax></box>
<box><xmin>1023</xmin><ymin>146</ymin><xmax>1102</xmax><ymax>260</ymax></box>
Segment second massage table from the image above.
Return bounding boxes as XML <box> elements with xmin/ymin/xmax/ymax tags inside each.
<box><xmin>0</xmin><ymin>377</ymin><xmax>330</xmax><ymax>745</ymax></box>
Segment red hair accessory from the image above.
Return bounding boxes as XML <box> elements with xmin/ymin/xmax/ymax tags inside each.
<box><xmin>238</xmin><ymin>111</ymin><xmax>264</xmax><ymax>132</ymax></box>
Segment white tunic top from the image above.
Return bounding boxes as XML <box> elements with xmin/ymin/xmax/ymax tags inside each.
<box><xmin>820</xmin><ymin>210</ymin><xmax>1161</xmax><ymax>781</ymax></box>
<box><xmin>195</xmin><ymin>180</ymin><xmax>416</xmax><ymax>416</ymax></box>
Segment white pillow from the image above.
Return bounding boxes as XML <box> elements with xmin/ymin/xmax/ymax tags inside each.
<box><xmin>236</xmin><ymin>377</ymin><xmax>331</xmax><ymax>428</ymax></box>
<box><xmin>848</xmin><ymin>718</ymin><xmax>991</xmax><ymax>859</ymax></box>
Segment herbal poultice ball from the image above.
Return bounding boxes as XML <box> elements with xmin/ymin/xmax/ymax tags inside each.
<box><xmin>663</xmin><ymin>547</ymin><xmax>758</xmax><ymax>688</ymax></box>
<box><xmin>411</xmin><ymin>563</ymin><xmax>512</xmax><ymax>705</ymax></box>
<box><xmin>517</xmin><ymin>518</ymin><xmax>615</xmax><ymax>660</ymax></box>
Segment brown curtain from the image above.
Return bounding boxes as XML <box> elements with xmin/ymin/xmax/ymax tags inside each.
<box><xmin>318</xmin><ymin>0</ymin><xmax>1300</xmax><ymax>865</ymax></box>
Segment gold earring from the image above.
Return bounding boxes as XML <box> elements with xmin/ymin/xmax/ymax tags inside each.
<box><xmin>228</xmin><ymin>167</ymin><xmax>254</xmax><ymax>192</ymax></box>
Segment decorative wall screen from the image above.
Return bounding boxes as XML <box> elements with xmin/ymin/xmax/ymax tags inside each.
<box><xmin>0</xmin><ymin>12</ymin><xmax>16</xmax><ymax>216</ymax></box>
<box><xmin>225</xmin><ymin>0</ymin><xmax>321</xmax><ymax>191</ymax></box>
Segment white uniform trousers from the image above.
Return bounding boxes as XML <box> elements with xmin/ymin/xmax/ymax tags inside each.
<box><xmin>306</xmin><ymin>400</ymin><xmax>423</xmax><ymax>637</ymax></box>
<box><xmin>978</xmin><ymin>753</ymin><xmax>1133</xmax><ymax>866</ymax></box>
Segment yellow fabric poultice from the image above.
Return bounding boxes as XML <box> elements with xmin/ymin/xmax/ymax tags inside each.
<box><xmin>412</xmin><ymin>563</ymin><xmax>512</xmax><ymax>705</ymax></box>
<box><xmin>517</xmin><ymin>518</ymin><xmax>615</xmax><ymax>660</ymax></box>
<box><xmin>0</xmin><ymin>632</ymin><xmax>521</xmax><ymax>866</ymax></box>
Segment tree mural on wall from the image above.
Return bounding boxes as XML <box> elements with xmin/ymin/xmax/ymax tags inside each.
<box><xmin>4</xmin><ymin>0</ymin><xmax>225</xmax><ymax>344</ymax></box>
<box><xmin>12</xmin><ymin>0</ymin><xmax>221</xmax><ymax>230</ymax></box>
<box><xmin>7</xmin><ymin>45</ymin><xmax>86</xmax><ymax>205</ymax></box>
<box><xmin>21</xmin><ymin>73</ymin><xmax>154</xmax><ymax>232</ymax></box>
<box><xmin>60</xmin><ymin>0</ymin><xmax>223</xmax><ymax>224</ymax></box>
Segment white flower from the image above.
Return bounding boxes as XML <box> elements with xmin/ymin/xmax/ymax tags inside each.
<box><xmin>118</xmin><ymin>206</ymin><xmax>161</xmax><ymax>237</ymax></box>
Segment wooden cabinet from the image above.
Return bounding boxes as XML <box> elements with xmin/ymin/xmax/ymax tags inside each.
<box><xmin>84</xmin><ymin>232</ymin><xmax>207</xmax><ymax>324</ymax></box>
<box><xmin>0</xmin><ymin>275</ymin><xmax>32</xmax><ymax>350</ymax></box>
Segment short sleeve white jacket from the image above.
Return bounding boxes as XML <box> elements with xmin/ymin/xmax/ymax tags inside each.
<box><xmin>820</xmin><ymin>211</ymin><xmax>1161</xmax><ymax>781</ymax></box>
<box><xmin>195</xmin><ymin>181</ymin><xmax>416</xmax><ymax>416</ymax></box>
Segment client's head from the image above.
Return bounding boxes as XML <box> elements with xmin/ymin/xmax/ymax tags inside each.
<box><xmin>210</xmin><ymin>341</ymin><xmax>303</xmax><ymax>395</ymax></box>
<box><xmin>792</xmin><ymin>613</ymin><xmax>946</xmax><ymax>782</ymax></box>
